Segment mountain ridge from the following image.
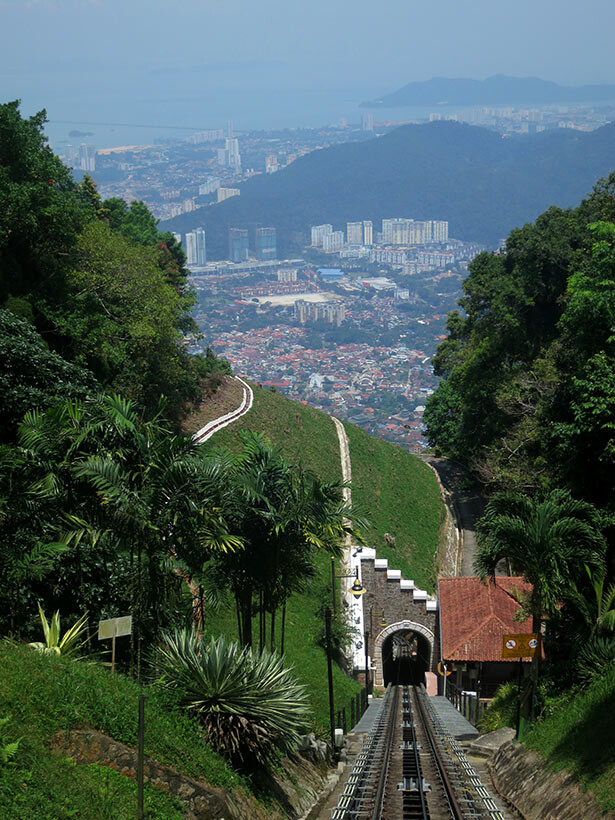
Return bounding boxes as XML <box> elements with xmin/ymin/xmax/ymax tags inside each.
<box><xmin>161</xmin><ymin>120</ymin><xmax>615</xmax><ymax>256</ymax></box>
<box><xmin>361</xmin><ymin>74</ymin><xmax>615</xmax><ymax>108</ymax></box>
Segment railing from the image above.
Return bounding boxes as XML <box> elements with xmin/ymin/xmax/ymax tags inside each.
<box><xmin>445</xmin><ymin>680</ymin><xmax>488</xmax><ymax>727</ymax></box>
<box><xmin>336</xmin><ymin>687</ymin><xmax>369</xmax><ymax>734</ymax></box>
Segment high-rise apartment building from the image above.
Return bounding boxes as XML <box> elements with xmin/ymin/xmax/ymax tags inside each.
<box><xmin>361</xmin><ymin>112</ymin><xmax>374</xmax><ymax>132</ymax></box>
<box><xmin>431</xmin><ymin>220</ymin><xmax>449</xmax><ymax>242</ymax></box>
<box><xmin>185</xmin><ymin>229</ymin><xmax>207</xmax><ymax>267</ymax></box>
<box><xmin>256</xmin><ymin>227</ymin><xmax>277</xmax><ymax>261</ymax></box>
<box><xmin>363</xmin><ymin>220</ymin><xmax>373</xmax><ymax>245</ymax></box>
<box><xmin>322</xmin><ymin>231</ymin><xmax>345</xmax><ymax>253</ymax></box>
<box><xmin>311</xmin><ymin>224</ymin><xmax>333</xmax><ymax>247</ymax></box>
<box><xmin>199</xmin><ymin>177</ymin><xmax>221</xmax><ymax>195</ymax></box>
<box><xmin>78</xmin><ymin>144</ymin><xmax>96</xmax><ymax>171</ymax></box>
<box><xmin>217</xmin><ymin>187</ymin><xmax>240</xmax><ymax>202</ymax></box>
<box><xmin>229</xmin><ymin>228</ymin><xmax>249</xmax><ymax>263</ymax></box>
<box><xmin>194</xmin><ymin>227</ymin><xmax>207</xmax><ymax>265</ymax></box>
<box><xmin>346</xmin><ymin>222</ymin><xmax>363</xmax><ymax>244</ymax></box>
<box><xmin>185</xmin><ymin>232</ymin><xmax>197</xmax><ymax>267</ymax></box>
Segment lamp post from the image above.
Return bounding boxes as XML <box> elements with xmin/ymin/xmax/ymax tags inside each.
<box><xmin>331</xmin><ymin>559</ymin><xmax>366</xmax><ymax>613</ymax></box>
<box><xmin>326</xmin><ymin>565</ymin><xmax>367</xmax><ymax>757</ymax></box>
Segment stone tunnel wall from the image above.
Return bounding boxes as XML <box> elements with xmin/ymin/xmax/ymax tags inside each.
<box><xmin>360</xmin><ymin>558</ymin><xmax>438</xmax><ymax>686</ymax></box>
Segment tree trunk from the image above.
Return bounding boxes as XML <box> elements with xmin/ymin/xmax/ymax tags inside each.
<box><xmin>235</xmin><ymin>595</ymin><xmax>242</xmax><ymax>642</ymax></box>
<box><xmin>280</xmin><ymin>603</ymin><xmax>286</xmax><ymax>655</ymax></box>
<box><xmin>270</xmin><ymin>607</ymin><xmax>276</xmax><ymax>653</ymax></box>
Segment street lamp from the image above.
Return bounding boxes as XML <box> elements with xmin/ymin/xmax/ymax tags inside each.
<box><xmin>331</xmin><ymin>558</ymin><xmax>366</xmax><ymax>613</ymax></box>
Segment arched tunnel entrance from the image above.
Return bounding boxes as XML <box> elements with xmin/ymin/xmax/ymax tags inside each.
<box><xmin>382</xmin><ymin>628</ymin><xmax>431</xmax><ymax>686</ymax></box>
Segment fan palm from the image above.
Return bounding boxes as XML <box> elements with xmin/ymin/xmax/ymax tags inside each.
<box><xmin>153</xmin><ymin>629</ymin><xmax>310</xmax><ymax>767</ymax></box>
<box><xmin>475</xmin><ymin>489</ymin><xmax>606</xmax><ymax>634</ymax></box>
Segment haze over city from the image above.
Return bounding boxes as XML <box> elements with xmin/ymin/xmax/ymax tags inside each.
<box><xmin>2</xmin><ymin>0</ymin><xmax>615</xmax><ymax>146</ymax></box>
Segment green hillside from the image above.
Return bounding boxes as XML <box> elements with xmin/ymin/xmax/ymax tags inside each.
<box><xmin>524</xmin><ymin>668</ymin><xmax>615</xmax><ymax>812</ymax></box>
<box><xmin>344</xmin><ymin>422</ymin><xmax>443</xmax><ymax>591</ymax></box>
<box><xmin>184</xmin><ymin>384</ymin><xmax>444</xmax><ymax>728</ymax></box>
<box><xmin>0</xmin><ymin>644</ymin><xmax>242</xmax><ymax>820</ymax></box>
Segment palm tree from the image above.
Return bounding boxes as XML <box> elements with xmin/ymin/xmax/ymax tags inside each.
<box><xmin>208</xmin><ymin>432</ymin><xmax>364</xmax><ymax>652</ymax></box>
<box><xmin>474</xmin><ymin>488</ymin><xmax>605</xmax><ymax>637</ymax></box>
<box><xmin>15</xmin><ymin>394</ymin><xmax>240</xmax><ymax>672</ymax></box>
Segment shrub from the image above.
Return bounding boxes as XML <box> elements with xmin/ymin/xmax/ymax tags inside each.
<box><xmin>153</xmin><ymin>630</ymin><xmax>311</xmax><ymax>769</ymax></box>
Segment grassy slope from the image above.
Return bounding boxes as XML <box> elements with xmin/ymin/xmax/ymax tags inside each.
<box><xmin>343</xmin><ymin>422</ymin><xmax>444</xmax><ymax>592</ymax></box>
<box><xmin>523</xmin><ymin>668</ymin><xmax>615</xmax><ymax>812</ymax></box>
<box><xmin>194</xmin><ymin>385</ymin><xmax>444</xmax><ymax>729</ymax></box>
<box><xmin>198</xmin><ymin>384</ymin><xmax>343</xmax><ymax>484</ymax></box>
<box><xmin>0</xmin><ymin>645</ymin><xmax>242</xmax><ymax>820</ymax></box>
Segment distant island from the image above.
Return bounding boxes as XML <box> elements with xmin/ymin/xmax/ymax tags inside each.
<box><xmin>361</xmin><ymin>75</ymin><xmax>615</xmax><ymax>108</ymax></box>
<box><xmin>68</xmin><ymin>129</ymin><xmax>94</xmax><ymax>138</ymax></box>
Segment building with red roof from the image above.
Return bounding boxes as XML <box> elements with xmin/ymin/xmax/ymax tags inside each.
<box><xmin>438</xmin><ymin>576</ymin><xmax>536</xmax><ymax>696</ymax></box>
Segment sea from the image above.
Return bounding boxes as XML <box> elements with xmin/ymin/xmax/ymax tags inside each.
<box><xmin>9</xmin><ymin>71</ymin><xmax>456</xmax><ymax>151</ymax></box>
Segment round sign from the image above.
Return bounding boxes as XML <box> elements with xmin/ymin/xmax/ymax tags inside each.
<box><xmin>505</xmin><ymin>639</ymin><xmax>517</xmax><ymax>650</ymax></box>
<box><xmin>529</xmin><ymin>638</ymin><xmax>538</xmax><ymax>649</ymax></box>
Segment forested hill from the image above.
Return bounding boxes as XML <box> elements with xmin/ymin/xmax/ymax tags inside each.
<box><xmin>361</xmin><ymin>74</ymin><xmax>615</xmax><ymax>108</ymax></box>
<box><xmin>162</xmin><ymin>120</ymin><xmax>615</xmax><ymax>257</ymax></box>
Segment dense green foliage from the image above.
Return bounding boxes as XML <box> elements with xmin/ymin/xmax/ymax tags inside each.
<box><xmin>0</xmin><ymin>644</ymin><xmax>241</xmax><ymax>819</ymax></box>
<box><xmin>430</xmin><ymin>177</ymin><xmax>615</xmax><ymax>805</ymax></box>
<box><xmin>524</xmin><ymin>667</ymin><xmax>615</xmax><ymax>812</ymax></box>
<box><xmin>0</xmin><ymin>394</ymin><xmax>239</xmax><ymax>658</ymax></box>
<box><xmin>205</xmin><ymin>432</ymin><xmax>360</xmax><ymax>651</ymax></box>
<box><xmin>0</xmin><ymin>101</ymin><xmax>225</xmax><ymax>430</ymax></box>
<box><xmin>424</xmin><ymin>177</ymin><xmax>615</xmax><ymax>518</ymax></box>
<box><xmin>163</xmin><ymin>120</ymin><xmax>615</xmax><ymax>258</ymax></box>
<box><xmin>0</xmin><ymin>308</ymin><xmax>94</xmax><ymax>442</ymax></box>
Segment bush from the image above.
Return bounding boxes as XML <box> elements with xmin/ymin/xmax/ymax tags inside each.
<box><xmin>153</xmin><ymin>630</ymin><xmax>311</xmax><ymax>769</ymax></box>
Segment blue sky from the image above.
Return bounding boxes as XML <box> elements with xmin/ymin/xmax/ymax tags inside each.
<box><xmin>3</xmin><ymin>0</ymin><xmax>615</xmax><ymax>139</ymax></box>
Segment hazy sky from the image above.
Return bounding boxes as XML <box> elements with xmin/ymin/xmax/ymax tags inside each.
<box><xmin>2</xmin><ymin>0</ymin><xmax>615</xmax><ymax>137</ymax></box>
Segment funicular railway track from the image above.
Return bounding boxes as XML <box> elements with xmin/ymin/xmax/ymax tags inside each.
<box><xmin>332</xmin><ymin>684</ymin><xmax>505</xmax><ymax>820</ymax></box>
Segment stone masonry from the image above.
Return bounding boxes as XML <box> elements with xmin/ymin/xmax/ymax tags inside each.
<box><xmin>360</xmin><ymin>556</ymin><xmax>438</xmax><ymax>687</ymax></box>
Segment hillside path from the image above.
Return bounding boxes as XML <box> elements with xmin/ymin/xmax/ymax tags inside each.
<box><xmin>192</xmin><ymin>376</ymin><xmax>253</xmax><ymax>444</ymax></box>
<box><xmin>332</xmin><ymin>417</ymin><xmax>353</xmax><ymax>567</ymax></box>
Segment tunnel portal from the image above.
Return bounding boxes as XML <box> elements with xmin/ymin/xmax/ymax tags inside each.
<box><xmin>382</xmin><ymin>629</ymin><xmax>430</xmax><ymax>686</ymax></box>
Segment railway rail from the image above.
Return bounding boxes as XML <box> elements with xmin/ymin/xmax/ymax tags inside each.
<box><xmin>331</xmin><ymin>684</ymin><xmax>506</xmax><ymax>820</ymax></box>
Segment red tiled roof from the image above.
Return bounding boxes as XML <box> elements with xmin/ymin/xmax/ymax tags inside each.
<box><xmin>439</xmin><ymin>576</ymin><xmax>534</xmax><ymax>662</ymax></box>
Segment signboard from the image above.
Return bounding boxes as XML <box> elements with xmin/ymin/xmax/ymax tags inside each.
<box><xmin>98</xmin><ymin>615</ymin><xmax>132</xmax><ymax>641</ymax></box>
<box><xmin>502</xmin><ymin>633</ymin><xmax>540</xmax><ymax>659</ymax></box>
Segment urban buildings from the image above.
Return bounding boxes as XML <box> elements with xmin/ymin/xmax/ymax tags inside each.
<box><xmin>217</xmin><ymin>187</ymin><xmax>240</xmax><ymax>203</ymax></box>
<box><xmin>73</xmin><ymin>144</ymin><xmax>96</xmax><ymax>171</ymax></box>
<box><xmin>295</xmin><ymin>299</ymin><xmax>346</xmax><ymax>326</ymax></box>
<box><xmin>229</xmin><ymin>228</ymin><xmax>249</xmax><ymax>262</ymax></box>
<box><xmin>184</xmin><ymin>227</ymin><xmax>207</xmax><ymax>267</ymax></box>
<box><xmin>199</xmin><ymin>177</ymin><xmax>221</xmax><ymax>195</ymax></box>
<box><xmin>346</xmin><ymin>221</ymin><xmax>364</xmax><ymax>244</ymax></box>
<box><xmin>322</xmin><ymin>231</ymin><xmax>345</xmax><ymax>252</ymax></box>
<box><xmin>311</xmin><ymin>224</ymin><xmax>333</xmax><ymax>247</ymax></box>
<box><xmin>363</xmin><ymin>220</ymin><xmax>373</xmax><ymax>245</ymax></box>
<box><xmin>256</xmin><ymin>227</ymin><xmax>277</xmax><ymax>261</ymax></box>
<box><xmin>381</xmin><ymin>219</ymin><xmax>449</xmax><ymax>245</ymax></box>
